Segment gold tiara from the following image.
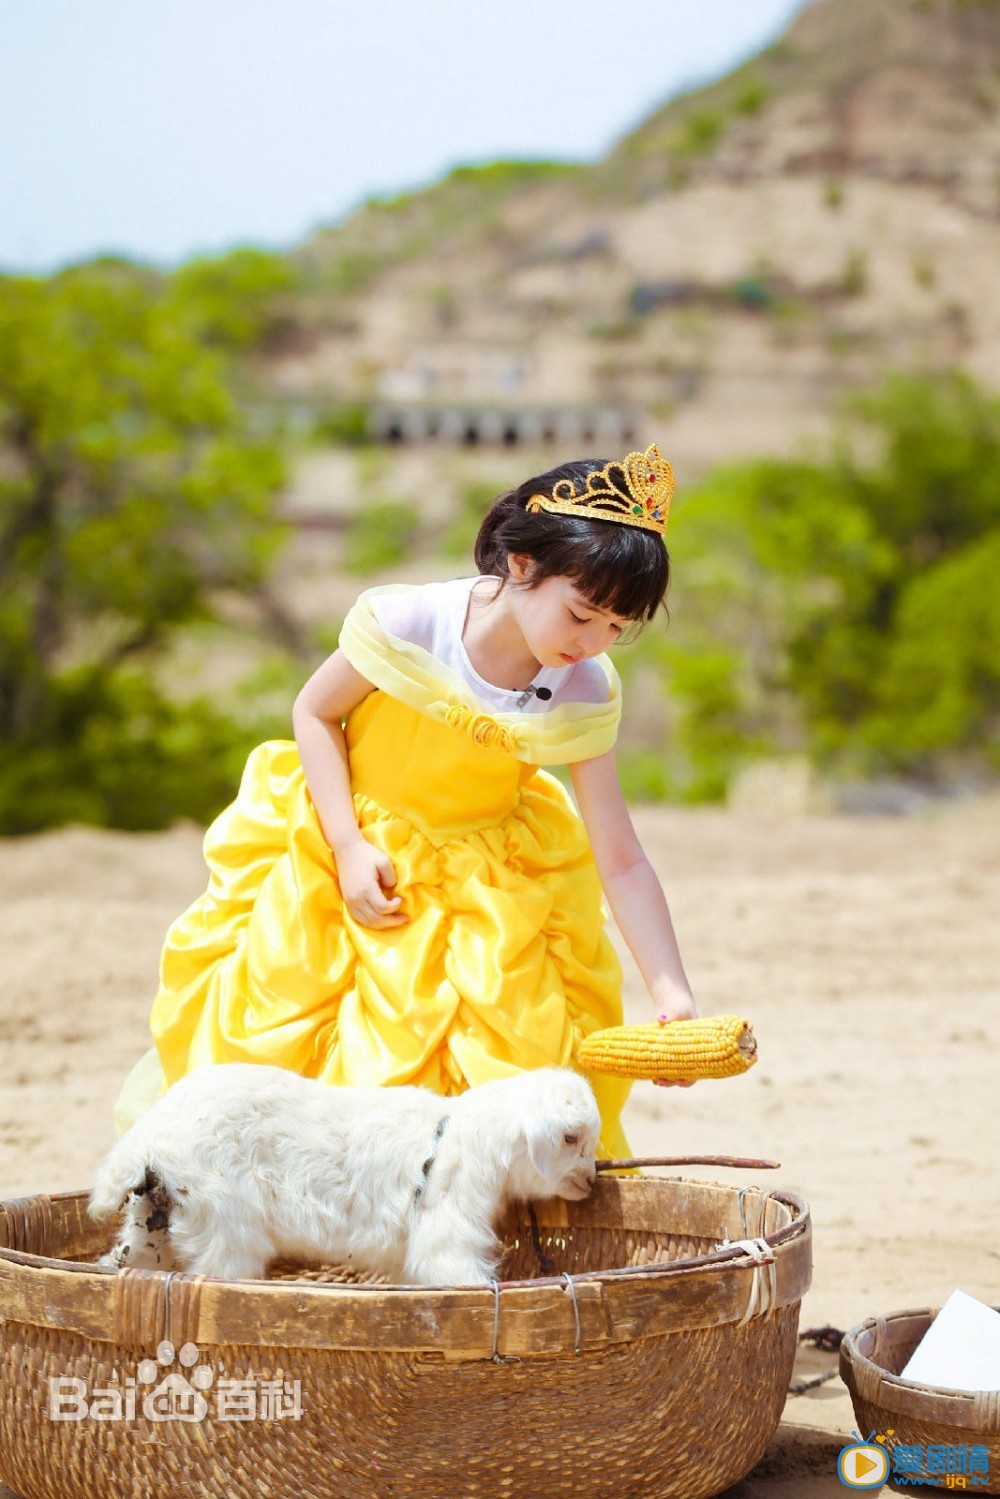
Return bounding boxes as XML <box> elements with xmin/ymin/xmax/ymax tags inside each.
<box><xmin>526</xmin><ymin>444</ymin><xmax>674</xmax><ymax>536</ymax></box>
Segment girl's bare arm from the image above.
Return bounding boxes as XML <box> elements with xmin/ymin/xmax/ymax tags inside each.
<box><xmin>291</xmin><ymin>648</ymin><xmax>375</xmax><ymax>857</ymax></box>
<box><xmin>292</xmin><ymin>649</ymin><xmax>409</xmax><ymax>928</ymax></box>
<box><xmin>569</xmin><ymin>748</ymin><xmax>696</xmax><ymax>1021</ymax></box>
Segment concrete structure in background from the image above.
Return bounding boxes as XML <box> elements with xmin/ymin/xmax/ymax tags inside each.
<box><xmin>370</xmin><ymin>405</ymin><xmax>640</xmax><ymax>449</ymax></box>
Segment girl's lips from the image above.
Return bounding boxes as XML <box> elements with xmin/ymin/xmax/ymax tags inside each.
<box><xmin>561</xmin><ymin>654</ymin><xmax>580</xmax><ymax>664</ymax></box>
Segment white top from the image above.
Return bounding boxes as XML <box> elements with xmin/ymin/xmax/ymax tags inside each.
<box><xmin>369</xmin><ymin>575</ymin><xmax>611</xmax><ymax>714</ymax></box>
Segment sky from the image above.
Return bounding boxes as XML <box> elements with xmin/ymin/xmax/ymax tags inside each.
<box><xmin>2</xmin><ymin>0</ymin><xmax>807</xmax><ymax>275</ymax></box>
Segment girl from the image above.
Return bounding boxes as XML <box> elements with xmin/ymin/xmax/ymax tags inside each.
<box><xmin>112</xmin><ymin>445</ymin><xmax>696</xmax><ymax>1158</ymax></box>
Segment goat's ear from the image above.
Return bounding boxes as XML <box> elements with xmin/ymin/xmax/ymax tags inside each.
<box><xmin>525</xmin><ymin>1115</ymin><xmax>563</xmax><ymax>1181</ymax></box>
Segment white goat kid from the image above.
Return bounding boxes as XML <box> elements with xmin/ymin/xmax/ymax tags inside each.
<box><xmin>88</xmin><ymin>1063</ymin><xmax>601</xmax><ymax>1286</ymax></box>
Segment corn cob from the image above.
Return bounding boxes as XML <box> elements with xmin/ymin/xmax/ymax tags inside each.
<box><xmin>577</xmin><ymin>1015</ymin><xmax>756</xmax><ymax>1082</ymax></box>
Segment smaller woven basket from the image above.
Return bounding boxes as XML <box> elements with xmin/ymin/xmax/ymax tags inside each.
<box><xmin>840</xmin><ymin>1307</ymin><xmax>1000</xmax><ymax>1494</ymax></box>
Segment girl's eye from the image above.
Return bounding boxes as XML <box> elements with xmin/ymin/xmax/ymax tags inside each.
<box><xmin>570</xmin><ymin>609</ymin><xmax>624</xmax><ymax>634</ymax></box>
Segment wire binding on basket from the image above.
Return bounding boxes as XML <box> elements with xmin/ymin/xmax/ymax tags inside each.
<box><xmin>973</xmin><ymin>1390</ymin><xmax>1000</xmax><ymax>1431</ymax></box>
<box><xmin>163</xmin><ymin>1270</ymin><xmax>178</xmax><ymax>1348</ymax></box>
<box><xmin>562</xmin><ymin>1272</ymin><xmax>582</xmax><ymax>1356</ymax></box>
<box><xmin>490</xmin><ymin>1278</ymin><xmax>519</xmax><ymax>1364</ymax></box>
<box><xmin>730</xmin><ymin>1238</ymin><xmax>777</xmax><ymax>1324</ymax></box>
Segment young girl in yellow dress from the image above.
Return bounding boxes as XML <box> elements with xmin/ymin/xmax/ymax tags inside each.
<box><xmin>112</xmin><ymin>444</ymin><xmax>696</xmax><ymax>1157</ymax></box>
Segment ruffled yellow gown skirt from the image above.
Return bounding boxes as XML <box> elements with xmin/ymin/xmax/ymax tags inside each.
<box><xmin>114</xmin><ymin>689</ymin><xmax>632</xmax><ymax>1154</ymax></box>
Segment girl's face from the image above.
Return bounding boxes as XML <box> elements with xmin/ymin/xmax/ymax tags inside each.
<box><xmin>508</xmin><ymin>556</ymin><xmax>630</xmax><ymax>668</ymax></box>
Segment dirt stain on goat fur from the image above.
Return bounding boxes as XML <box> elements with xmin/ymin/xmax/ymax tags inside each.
<box><xmin>129</xmin><ymin>1165</ymin><xmax>173</xmax><ymax>1233</ymax></box>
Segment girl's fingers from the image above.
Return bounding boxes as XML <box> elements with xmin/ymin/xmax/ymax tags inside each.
<box><xmin>652</xmin><ymin>1009</ymin><xmax>698</xmax><ymax>1079</ymax></box>
<box><xmin>352</xmin><ymin>900</ymin><xmax>408</xmax><ymax>928</ymax></box>
<box><xmin>370</xmin><ymin>887</ymin><xmax>401</xmax><ymax>911</ymax></box>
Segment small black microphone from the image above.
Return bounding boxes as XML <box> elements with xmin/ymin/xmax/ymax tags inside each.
<box><xmin>514</xmin><ymin>684</ymin><xmax>553</xmax><ymax>708</ymax></box>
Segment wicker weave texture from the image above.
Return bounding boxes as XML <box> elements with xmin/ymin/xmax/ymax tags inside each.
<box><xmin>1</xmin><ymin>1315</ymin><xmax>801</xmax><ymax>1499</ymax></box>
<box><xmin>849</xmin><ymin>1397</ymin><xmax>1000</xmax><ymax>1496</ymax></box>
<box><xmin>842</xmin><ymin>1309</ymin><xmax>1000</xmax><ymax>1495</ymax></box>
<box><xmin>0</xmin><ymin>1177</ymin><xmax>812</xmax><ymax>1499</ymax></box>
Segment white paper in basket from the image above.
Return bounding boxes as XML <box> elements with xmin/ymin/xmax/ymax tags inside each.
<box><xmin>900</xmin><ymin>1289</ymin><xmax>1000</xmax><ymax>1393</ymax></box>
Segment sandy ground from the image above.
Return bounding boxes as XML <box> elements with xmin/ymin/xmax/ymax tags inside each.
<box><xmin>1</xmin><ymin>795</ymin><xmax>998</xmax><ymax>1497</ymax></box>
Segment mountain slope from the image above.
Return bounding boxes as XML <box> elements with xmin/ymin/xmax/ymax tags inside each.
<box><xmin>263</xmin><ymin>0</ymin><xmax>1000</xmax><ymax>478</ymax></box>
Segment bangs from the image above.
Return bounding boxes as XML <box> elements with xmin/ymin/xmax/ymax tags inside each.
<box><xmin>559</xmin><ymin>528</ymin><xmax>669</xmax><ymax>628</ymax></box>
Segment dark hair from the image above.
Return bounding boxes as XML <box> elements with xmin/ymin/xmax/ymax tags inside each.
<box><xmin>473</xmin><ymin>458</ymin><xmax>670</xmax><ymax>640</ymax></box>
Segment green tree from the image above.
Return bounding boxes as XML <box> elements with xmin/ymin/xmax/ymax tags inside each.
<box><xmin>0</xmin><ymin>262</ymin><xmax>289</xmax><ymax>831</ymax></box>
<box><xmin>164</xmin><ymin>246</ymin><xmax>297</xmax><ymax>351</ymax></box>
<box><xmin>865</xmin><ymin>532</ymin><xmax>1000</xmax><ymax>767</ymax></box>
<box><xmin>667</xmin><ymin>371</ymin><xmax>1000</xmax><ymax>791</ymax></box>
<box><xmin>790</xmin><ymin>372</ymin><xmax>1000</xmax><ymax>760</ymax></box>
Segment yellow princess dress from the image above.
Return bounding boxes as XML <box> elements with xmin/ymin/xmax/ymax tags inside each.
<box><xmin>113</xmin><ymin>578</ymin><xmax>633</xmax><ymax>1154</ymax></box>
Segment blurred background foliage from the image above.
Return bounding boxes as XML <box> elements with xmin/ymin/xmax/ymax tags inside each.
<box><xmin>659</xmin><ymin>371</ymin><xmax>1000</xmax><ymax>800</ymax></box>
<box><xmin>1</xmin><ymin>252</ymin><xmax>998</xmax><ymax>832</ymax></box>
<box><xmin>0</xmin><ymin>256</ymin><xmax>291</xmax><ymax>831</ymax></box>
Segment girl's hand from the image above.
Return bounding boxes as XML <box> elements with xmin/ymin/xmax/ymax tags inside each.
<box><xmin>655</xmin><ymin>995</ymin><xmax>698</xmax><ymax>1024</ymax></box>
<box><xmin>335</xmin><ymin>837</ymin><xmax>409</xmax><ymax>929</ymax></box>
<box><xmin>652</xmin><ymin>993</ymin><xmax>698</xmax><ymax>1089</ymax></box>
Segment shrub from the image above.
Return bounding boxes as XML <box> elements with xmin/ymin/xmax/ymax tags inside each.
<box><xmin>0</xmin><ymin>263</ymin><xmax>287</xmax><ymax>831</ymax></box>
<box><xmin>735</xmin><ymin>79</ymin><xmax>770</xmax><ymax>115</ymax></box>
<box><xmin>665</xmin><ymin>371</ymin><xmax>1000</xmax><ymax>786</ymax></box>
<box><xmin>342</xmin><ymin>502</ymin><xmax>419</xmax><ymax>574</ymax></box>
<box><xmin>312</xmin><ymin>403</ymin><xmax>373</xmax><ymax>446</ymax></box>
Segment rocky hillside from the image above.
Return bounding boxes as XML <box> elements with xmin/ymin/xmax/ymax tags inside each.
<box><xmin>258</xmin><ymin>0</ymin><xmax>1000</xmax><ymax>482</ymax></box>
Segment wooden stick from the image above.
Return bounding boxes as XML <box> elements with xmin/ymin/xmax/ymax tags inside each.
<box><xmin>596</xmin><ymin>1155</ymin><xmax>781</xmax><ymax>1172</ymax></box>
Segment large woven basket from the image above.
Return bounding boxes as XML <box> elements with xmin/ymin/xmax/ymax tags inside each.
<box><xmin>0</xmin><ymin>1175</ymin><xmax>810</xmax><ymax>1499</ymax></box>
<box><xmin>841</xmin><ymin>1307</ymin><xmax>1000</xmax><ymax>1494</ymax></box>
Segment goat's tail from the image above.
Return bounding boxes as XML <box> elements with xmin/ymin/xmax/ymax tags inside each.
<box><xmin>87</xmin><ymin>1136</ymin><xmax>156</xmax><ymax>1222</ymax></box>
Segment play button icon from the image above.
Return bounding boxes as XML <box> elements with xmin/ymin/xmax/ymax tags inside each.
<box><xmin>837</xmin><ymin>1441</ymin><xmax>889</xmax><ymax>1487</ymax></box>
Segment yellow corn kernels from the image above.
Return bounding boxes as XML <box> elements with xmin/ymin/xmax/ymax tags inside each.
<box><xmin>578</xmin><ymin>1015</ymin><xmax>757</xmax><ymax>1082</ymax></box>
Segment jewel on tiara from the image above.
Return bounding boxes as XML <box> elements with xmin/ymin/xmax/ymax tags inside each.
<box><xmin>525</xmin><ymin>444</ymin><xmax>674</xmax><ymax>536</ymax></box>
